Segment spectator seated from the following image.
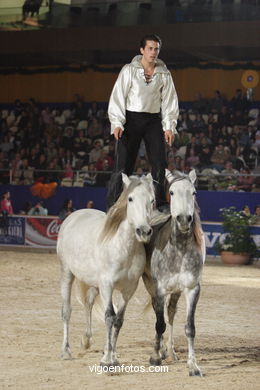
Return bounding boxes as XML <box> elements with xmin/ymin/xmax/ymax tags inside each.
<box><xmin>0</xmin><ymin>91</ymin><xmax>259</xmax><ymax>192</ymax></box>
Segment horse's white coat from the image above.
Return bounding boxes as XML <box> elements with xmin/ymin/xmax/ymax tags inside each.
<box><xmin>57</xmin><ymin>173</ymin><xmax>155</xmax><ymax>365</ymax></box>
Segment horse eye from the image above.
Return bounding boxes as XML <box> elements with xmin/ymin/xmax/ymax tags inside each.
<box><xmin>151</xmin><ymin>199</ymin><xmax>155</xmax><ymax>204</ymax></box>
<box><xmin>170</xmin><ymin>191</ymin><xmax>174</xmax><ymax>196</ymax></box>
<box><xmin>128</xmin><ymin>197</ymin><xmax>133</xmax><ymax>202</ymax></box>
<box><xmin>193</xmin><ymin>191</ymin><xmax>197</xmax><ymax>196</ymax></box>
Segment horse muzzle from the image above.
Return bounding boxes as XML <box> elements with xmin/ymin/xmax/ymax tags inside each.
<box><xmin>176</xmin><ymin>215</ymin><xmax>193</xmax><ymax>234</ymax></box>
<box><xmin>136</xmin><ymin>226</ymin><xmax>153</xmax><ymax>243</ymax></box>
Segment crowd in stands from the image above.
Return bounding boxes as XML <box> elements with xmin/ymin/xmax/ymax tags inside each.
<box><xmin>0</xmin><ymin>89</ymin><xmax>259</xmax><ymax>192</ymax></box>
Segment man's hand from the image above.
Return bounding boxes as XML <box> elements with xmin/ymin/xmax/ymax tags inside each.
<box><xmin>164</xmin><ymin>130</ymin><xmax>174</xmax><ymax>146</ymax></box>
<box><xmin>113</xmin><ymin>127</ymin><xmax>123</xmax><ymax>140</ymax></box>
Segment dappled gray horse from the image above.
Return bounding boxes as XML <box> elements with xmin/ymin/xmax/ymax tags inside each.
<box><xmin>143</xmin><ymin>169</ymin><xmax>205</xmax><ymax>376</ymax></box>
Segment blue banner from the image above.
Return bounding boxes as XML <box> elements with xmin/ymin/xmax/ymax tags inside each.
<box><xmin>202</xmin><ymin>222</ymin><xmax>260</xmax><ymax>256</ymax></box>
<box><xmin>0</xmin><ymin>216</ymin><xmax>25</xmax><ymax>245</ymax></box>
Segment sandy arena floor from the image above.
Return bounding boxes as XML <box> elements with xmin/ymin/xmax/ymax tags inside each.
<box><xmin>0</xmin><ymin>250</ymin><xmax>259</xmax><ymax>390</ymax></box>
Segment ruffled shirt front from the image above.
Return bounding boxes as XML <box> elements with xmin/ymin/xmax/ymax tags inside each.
<box><xmin>108</xmin><ymin>55</ymin><xmax>179</xmax><ymax>134</ymax></box>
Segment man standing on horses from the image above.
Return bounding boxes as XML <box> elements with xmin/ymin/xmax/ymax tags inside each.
<box><xmin>107</xmin><ymin>34</ymin><xmax>179</xmax><ymax>210</ymax></box>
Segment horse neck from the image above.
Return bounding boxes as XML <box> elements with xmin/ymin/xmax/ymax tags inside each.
<box><xmin>115</xmin><ymin>218</ymin><xmax>139</xmax><ymax>251</ymax></box>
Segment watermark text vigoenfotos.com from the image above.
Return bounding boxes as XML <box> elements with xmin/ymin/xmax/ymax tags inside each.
<box><xmin>88</xmin><ymin>364</ymin><xmax>169</xmax><ymax>375</ymax></box>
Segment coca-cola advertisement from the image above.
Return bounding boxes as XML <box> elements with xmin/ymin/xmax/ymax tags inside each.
<box><xmin>25</xmin><ymin>217</ymin><xmax>62</xmax><ymax>247</ymax></box>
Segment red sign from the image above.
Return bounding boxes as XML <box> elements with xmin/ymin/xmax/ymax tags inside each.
<box><xmin>25</xmin><ymin>217</ymin><xmax>62</xmax><ymax>247</ymax></box>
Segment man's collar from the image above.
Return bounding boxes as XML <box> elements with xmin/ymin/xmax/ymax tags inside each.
<box><xmin>130</xmin><ymin>55</ymin><xmax>168</xmax><ymax>74</ymax></box>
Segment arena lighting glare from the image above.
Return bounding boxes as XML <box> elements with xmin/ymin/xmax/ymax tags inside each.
<box><xmin>241</xmin><ymin>70</ymin><xmax>259</xmax><ymax>101</ymax></box>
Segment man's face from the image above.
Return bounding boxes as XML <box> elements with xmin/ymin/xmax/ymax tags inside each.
<box><xmin>140</xmin><ymin>40</ymin><xmax>160</xmax><ymax>64</ymax></box>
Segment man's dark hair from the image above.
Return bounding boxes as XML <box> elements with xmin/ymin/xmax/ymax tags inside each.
<box><xmin>140</xmin><ymin>34</ymin><xmax>162</xmax><ymax>49</ymax></box>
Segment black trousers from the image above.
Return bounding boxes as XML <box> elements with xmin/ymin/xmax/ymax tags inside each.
<box><xmin>107</xmin><ymin>111</ymin><xmax>167</xmax><ymax>209</ymax></box>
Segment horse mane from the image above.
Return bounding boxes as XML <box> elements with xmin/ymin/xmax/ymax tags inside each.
<box><xmin>99</xmin><ymin>178</ymin><xmax>141</xmax><ymax>242</ymax></box>
<box><xmin>192</xmin><ymin>201</ymin><xmax>204</xmax><ymax>249</ymax></box>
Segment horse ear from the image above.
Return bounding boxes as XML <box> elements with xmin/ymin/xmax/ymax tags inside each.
<box><xmin>189</xmin><ymin>169</ymin><xmax>197</xmax><ymax>184</ymax></box>
<box><xmin>165</xmin><ymin>169</ymin><xmax>174</xmax><ymax>183</ymax></box>
<box><xmin>144</xmin><ymin>173</ymin><xmax>154</xmax><ymax>193</ymax></box>
<box><xmin>122</xmin><ymin>173</ymin><xmax>130</xmax><ymax>188</ymax></box>
<box><xmin>145</xmin><ymin>173</ymin><xmax>153</xmax><ymax>184</ymax></box>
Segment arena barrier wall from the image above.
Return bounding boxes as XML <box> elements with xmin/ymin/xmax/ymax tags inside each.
<box><xmin>0</xmin><ymin>215</ymin><xmax>259</xmax><ymax>257</ymax></box>
<box><xmin>0</xmin><ymin>216</ymin><xmax>62</xmax><ymax>248</ymax></box>
<box><xmin>1</xmin><ymin>184</ymin><xmax>260</xmax><ymax>222</ymax></box>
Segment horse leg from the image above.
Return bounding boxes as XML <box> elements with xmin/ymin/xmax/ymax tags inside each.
<box><xmin>81</xmin><ymin>286</ymin><xmax>99</xmax><ymax>352</ymax></box>
<box><xmin>142</xmin><ymin>269</ymin><xmax>156</xmax><ymax>298</ymax></box>
<box><xmin>60</xmin><ymin>267</ymin><xmax>75</xmax><ymax>359</ymax></box>
<box><xmin>184</xmin><ymin>284</ymin><xmax>203</xmax><ymax>376</ymax></box>
<box><xmin>143</xmin><ymin>270</ymin><xmax>166</xmax><ymax>360</ymax></box>
<box><xmin>150</xmin><ymin>295</ymin><xmax>166</xmax><ymax>366</ymax></box>
<box><xmin>166</xmin><ymin>292</ymin><xmax>181</xmax><ymax>361</ymax></box>
<box><xmin>99</xmin><ymin>286</ymin><xmax>117</xmax><ymax>367</ymax></box>
<box><xmin>110</xmin><ymin>292</ymin><xmax>129</xmax><ymax>364</ymax></box>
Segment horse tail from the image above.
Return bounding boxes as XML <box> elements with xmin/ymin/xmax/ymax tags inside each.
<box><xmin>92</xmin><ymin>294</ymin><xmax>123</xmax><ymax>323</ymax></box>
<box><xmin>142</xmin><ymin>296</ymin><xmax>172</xmax><ymax>320</ymax></box>
<box><xmin>75</xmin><ymin>279</ymin><xmax>88</xmax><ymax>306</ymax></box>
<box><xmin>92</xmin><ymin>295</ymin><xmax>105</xmax><ymax>323</ymax></box>
<box><xmin>75</xmin><ymin>282</ymin><xmax>127</xmax><ymax>322</ymax></box>
<box><xmin>75</xmin><ymin>279</ymin><xmax>105</xmax><ymax>322</ymax></box>
<box><xmin>143</xmin><ymin>298</ymin><xmax>152</xmax><ymax>314</ymax></box>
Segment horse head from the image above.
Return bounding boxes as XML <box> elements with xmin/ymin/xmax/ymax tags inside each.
<box><xmin>122</xmin><ymin>173</ymin><xmax>154</xmax><ymax>243</ymax></box>
<box><xmin>165</xmin><ymin>169</ymin><xmax>197</xmax><ymax>234</ymax></box>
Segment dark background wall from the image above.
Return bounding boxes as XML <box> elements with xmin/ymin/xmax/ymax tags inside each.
<box><xmin>1</xmin><ymin>21</ymin><xmax>259</xmax><ymax>66</ymax></box>
<box><xmin>1</xmin><ymin>14</ymin><xmax>259</xmax><ymax>102</ymax></box>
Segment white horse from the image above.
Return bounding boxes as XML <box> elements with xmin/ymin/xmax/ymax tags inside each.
<box><xmin>57</xmin><ymin>173</ymin><xmax>155</xmax><ymax>366</ymax></box>
<box><xmin>143</xmin><ymin>169</ymin><xmax>205</xmax><ymax>376</ymax></box>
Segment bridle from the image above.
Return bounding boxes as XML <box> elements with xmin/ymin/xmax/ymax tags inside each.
<box><xmin>167</xmin><ymin>174</ymin><xmax>193</xmax><ymax>188</ymax></box>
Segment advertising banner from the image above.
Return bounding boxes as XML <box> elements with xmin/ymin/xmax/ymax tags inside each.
<box><xmin>203</xmin><ymin>222</ymin><xmax>260</xmax><ymax>256</ymax></box>
<box><xmin>25</xmin><ymin>217</ymin><xmax>62</xmax><ymax>248</ymax></box>
<box><xmin>0</xmin><ymin>216</ymin><xmax>259</xmax><ymax>257</ymax></box>
<box><xmin>0</xmin><ymin>216</ymin><xmax>25</xmax><ymax>245</ymax></box>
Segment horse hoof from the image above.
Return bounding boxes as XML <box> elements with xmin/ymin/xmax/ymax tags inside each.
<box><xmin>165</xmin><ymin>355</ymin><xmax>174</xmax><ymax>363</ymax></box>
<box><xmin>160</xmin><ymin>350</ymin><xmax>168</xmax><ymax>360</ymax></box>
<box><xmin>99</xmin><ymin>361</ymin><xmax>120</xmax><ymax>368</ymax></box>
<box><xmin>166</xmin><ymin>351</ymin><xmax>178</xmax><ymax>362</ymax></box>
<box><xmin>189</xmin><ymin>369</ymin><xmax>203</xmax><ymax>377</ymax></box>
<box><xmin>61</xmin><ymin>351</ymin><xmax>72</xmax><ymax>360</ymax></box>
<box><xmin>81</xmin><ymin>335</ymin><xmax>92</xmax><ymax>350</ymax></box>
<box><xmin>172</xmin><ymin>352</ymin><xmax>179</xmax><ymax>361</ymax></box>
<box><xmin>149</xmin><ymin>357</ymin><xmax>162</xmax><ymax>366</ymax></box>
